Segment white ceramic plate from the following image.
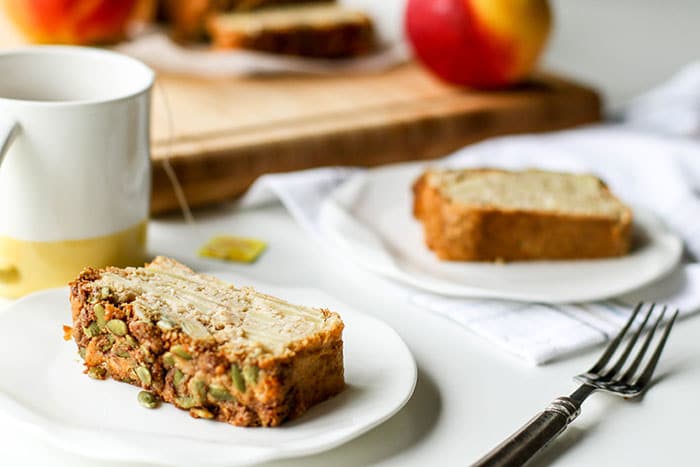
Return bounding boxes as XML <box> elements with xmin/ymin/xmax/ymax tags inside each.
<box><xmin>319</xmin><ymin>163</ymin><xmax>683</xmax><ymax>303</ymax></box>
<box><xmin>0</xmin><ymin>273</ymin><xmax>416</xmax><ymax>467</ymax></box>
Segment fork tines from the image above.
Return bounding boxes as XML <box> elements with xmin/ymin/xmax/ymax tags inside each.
<box><xmin>581</xmin><ymin>302</ymin><xmax>679</xmax><ymax>393</ymax></box>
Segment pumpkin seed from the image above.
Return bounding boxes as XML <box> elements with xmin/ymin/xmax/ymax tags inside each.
<box><xmin>173</xmin><ymin>369</ymin><xmax>186</xmax><ymax>387</ymax></box>
<box><xmin>87</xmin><ymin>367</ymin><xmax>106</xmax><ymax>379</ymax></box>
<box><xmin>175</xmin><ymin>396</ymin><xmax>197</xmax><ymax>409</ymax></box>
<box><xmin>78</xmin><ymin>347</ymin><xmax>87</xmax><ymax>360</ymax></box>
<box><xmin>125</xmin><ymin>335</ymin><xmax>138</xmax><ymax>349</ymax></box>
<box><xmin>230</xmin><ymin>364</ymin><xmax>245</xmax><ymax>393</ymax></box>
<box><xmin>93</xmin><ymin>304</ymin><xmax>106</xmax><ymax>330</ymax></box>
<box><xmin>106</xmin><ymin>319</ymin><xmax>127</xmax><ymax>337</ymax></box>
<box><xmin>209</xmin><ymin>385</ymin><xmax>234</xmax><ymax>401</ymax></box>
<box><xmin>171</xmin><ymin>345</ymin><xmax>192</xmax><ymax>360</ymax></box>
<box><xmin>162</xmin><ymin>352</ymin><xmax>175</xmax><ymax>367</ymax></box>
<box><xmin>83</xmin><ymin>322</ymin><xmax>100</xmax><ymax>338</ymax></box>
<box><xmin>116</xmin><ymin>350</ymin><xmax>130</xmax><ymax>358</ymax></box>
<box><xmin>135</xmin><ymin>366</ymin><xmax>152</xmax><ymax>386</ymax></box>
<box><xmin>190</xmin><ymin>408</ymin><xmax>214</xmax><ymax>419</ymax></box>
<box><xmin>189</xmin><ymin>379</ymin><xmax>207</xmax><ymax>403</ymax></box>
<box><xmin>137</xmin><ymin>391</ymin><xmax>159</xmax><ymax>409</ymax></box>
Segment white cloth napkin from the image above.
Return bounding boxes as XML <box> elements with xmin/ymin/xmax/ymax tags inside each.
<box><xmin>411</xmin><ymin>268</ymin><xmax>700</xmax><ymax>364</ymax></box>
<box><xmin>238</xmin><ymin>62</ymin><xmax>700</xmax><ymax>365</ymax></box>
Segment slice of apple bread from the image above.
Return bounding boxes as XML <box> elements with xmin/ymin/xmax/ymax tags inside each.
<box><xmin>69</xmin><ymin>256</ymin><xmax>344</xmax><ymax>426</ymax></box>
<box><xmin>413</xmin><ymin>168</ymin><xmax>632</xmax><ymax>261</ymax></box>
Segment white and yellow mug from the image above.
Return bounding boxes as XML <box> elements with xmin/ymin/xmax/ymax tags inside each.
<box><xmin>0</xmin><ymin>46</ymin><xmax>154</xmax><ymax>298</ymax></box>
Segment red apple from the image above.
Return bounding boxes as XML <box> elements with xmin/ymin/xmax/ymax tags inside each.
<box><xmin>405</xmin><ymin>0</ymin><xmax>552</xmax><ymax>88</ymax></box>
<box><xmin>3</xmin><ymin>0</ymin><xmax>153</xmax><ymax>45</ymax></box>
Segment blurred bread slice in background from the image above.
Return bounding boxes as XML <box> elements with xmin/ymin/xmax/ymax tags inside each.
<box><xmin>162</xmin><ymin>0</ymin><xmax>334</xmax><ymax>41</ymax></box>
<box><xmin>207</xmin><ymin>3</ymin><xmax>375</xmax><ymax>57</ymax></box>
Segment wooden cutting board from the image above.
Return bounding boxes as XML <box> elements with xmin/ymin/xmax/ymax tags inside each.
<box><xmin>150</xmin><ymin>68</ymin><xmax>601</xmax><ymax>213</ymax></box>
<box><xmin>0</xmin><ymin>15</ymin><xmax>601</xmax><ymax>214</ymax></box>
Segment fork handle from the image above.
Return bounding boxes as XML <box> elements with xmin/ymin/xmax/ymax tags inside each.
<box><xmin>472</xmin><ymin>396</ymin><xmax>582</xmax><ymax>467</ymax></box>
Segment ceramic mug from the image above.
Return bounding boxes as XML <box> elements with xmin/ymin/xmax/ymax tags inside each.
<box><xmin>0</xmin><ymin>46</ymin><xmax>154</xmax><ymax>298</ymax></box>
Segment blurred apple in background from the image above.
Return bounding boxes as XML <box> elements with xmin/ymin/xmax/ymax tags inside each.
<box><xmin>3</xmin><ymin>0</ymin><xmax>155</xmax><ymax>45</ymax></box>
<box><xmin>406</xmin><ymin>0</ymin><xmax>552</xmax><ymax>88</ymax></box>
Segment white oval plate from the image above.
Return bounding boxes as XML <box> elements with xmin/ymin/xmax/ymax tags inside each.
<box><xmin>319</xmin><ymin>163</ymin><xmax>683</xmax><ymax>303</ymax></box>
<box><xmin>0</xmin><ymin>273</ymin><xmax>416</xmax><ymax>467</ymax></box>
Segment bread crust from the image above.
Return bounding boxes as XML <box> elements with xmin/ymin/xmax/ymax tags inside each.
<box><xmin>163</xmin><ymin>0</ymin><xmax>334</xmax><ymax>41</ymax></box>
<box><xmin>413</xmin><ymin>171</ymin><xmax>633</xmax><ymax>261</ymax></box>
<box><xmin>206</xmin><ymin>9</ymin><xmax>375</xmax><ymax>58</ymax></box>
<box><xmin>69</xmin><ymin>261</ymin><xmax>344</xmax><ymax>427</ymax></box>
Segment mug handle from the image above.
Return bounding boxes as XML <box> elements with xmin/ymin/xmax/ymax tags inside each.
<box><xmin>0</xmin><ymin>117</ymin><xmax>20</xmax><ymax>284</ymax></box>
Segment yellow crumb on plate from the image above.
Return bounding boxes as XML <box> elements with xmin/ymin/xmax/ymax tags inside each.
<box><xmin>198</xmin><ymin>235</ymin><xmax>267</xmax><ymax>263</ymax></box>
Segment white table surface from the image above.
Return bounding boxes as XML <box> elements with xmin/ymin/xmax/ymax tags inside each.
<box><xmin>1</xmin><ymin>202</ymin><xmax>698</xmax><ymax>467</ymax></box>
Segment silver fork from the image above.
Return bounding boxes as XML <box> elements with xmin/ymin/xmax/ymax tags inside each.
<box><xmin>473</xmin><ymin>303</ymin><xmax>679</xmax><ymax>467</ymax></box>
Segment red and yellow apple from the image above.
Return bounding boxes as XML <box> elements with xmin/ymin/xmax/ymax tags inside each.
<box><xmin>3</xmin><ymin>0</ymin><xmax>154</xmax><ymax>45</ymax></box>
<box><xmin>405</xmin><ymin>0</ymin><xmax>552</xmax><ymax>88</ymax></box>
